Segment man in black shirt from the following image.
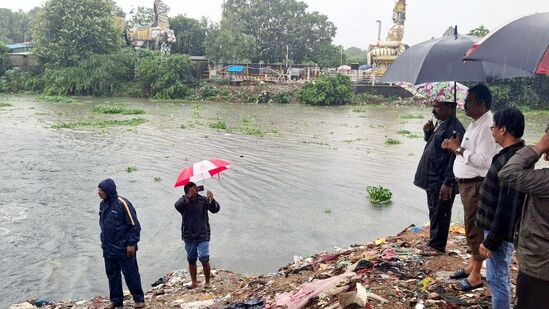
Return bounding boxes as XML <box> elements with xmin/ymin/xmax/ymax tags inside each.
<box><xmin>175</xmin><ymin>182</ymin><xmax>220</xmax><ymax>289</ymax></box>
<box><xmin>414</xmin><ymin>100</ymin><xmax>465</xmax><ymax>255</ymax></box>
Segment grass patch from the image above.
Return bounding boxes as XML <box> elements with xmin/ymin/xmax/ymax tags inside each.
<box><xmin>153</xmin><ymin>177</ymin><xmax>162</xmax><ymax>182</ymax></box>
<box><xmin>36</xmin><ymin>95</ymin><xmax>74</xmax><ymax>104</ymax></box>
<box><xmin>93</xmin><ymin>104</ymin><xmax>146</xmax><ymax>115</ymax></box>
<box><xmin>385</xmin><ymin>138</ymin><xmax>401</xmax><ymax>145</ymax></box>
<box><xmin>0</xmin><ymin>102</ymin><xmax>13</xmax><ymax>108</ymax></box>
<box><xmin>52</xmin><ymin>118</ymin><xmax>147</xmax><ymax>129</ymax></box>
<box><xmin>367</xmin><ymin>186</ymin><xmax>393</xmax><ymax>204</ymax></box>
<box><xmin>209</xmin><ymin>120</ymin><xmax>227</xmax><ymax>130</ymax></box>
<box><xmin>126</xmin><ymin>166</ymin><xmax>138</xmax><ymax>173</ymax></box>
<box><xmin>323</xmin><ymin>209</ymin><xmax>332</xmax><ymax>214</ymax></box>
<box><xmin>397</xmin><ymin>129</ymin><xmax>411</xmax><ymax>135</ymax></box>
<box><xmin>400</xmin><ymin>114</ymin><xmax>424</xmax><ymax>119</ymax></box>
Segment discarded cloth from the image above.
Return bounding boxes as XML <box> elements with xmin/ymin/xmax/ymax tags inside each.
<box><xmin>275</xmin><ymin>272</ymin><xmax>355</xmax><ymax>309</ymax></box>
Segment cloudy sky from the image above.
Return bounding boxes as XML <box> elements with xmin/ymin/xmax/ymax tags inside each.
<box><xmin>2</xmin><ymin>0</ymin><xmax>548</xmax><ymax>49</ymax></box>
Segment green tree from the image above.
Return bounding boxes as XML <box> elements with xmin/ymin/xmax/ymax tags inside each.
<box><xmin>169</xmin><ymin>15</ymin><xmax>207</xmax><ymax>55</ymax></box>
<box><xmin>0</xmin><ymin>8</ymin><xmax>41</xmax><ymax>43</ymax></box>
<box><xmin>314</xmin><ymin>44</ymin><xmax>346</xmax><ymax>67</ymax></box>
<box><xmin>204</xmin><ymin>20</ymin><xmax>259</xmax><ymax>63</ymax></box>
<box><xmin>344</xmin><ymin>47</ymin><xmax>369</xmax><ymax>64</ymax></box>
<box><xmin>33</xmin><ymin>0</ymin><xmax>122</xmax><ymax>66</ymax></box>
<box><xmin>127</xmin><ymin>6</ymin><xmax>154</xmax><ymax>28</ymax></box>
<box><xmin>221</xmin><ymin>0</ymin><xmax>336</xmax><ymax>63</ymax></box>
<box><xmin>468</xmin><ymin>25</ymin><xmax>489</xmax><ymax>37</ymax></box>
<box><xmin>0</xmin><ymin>42</ymin><xmax>11</xmax><ymax>75</ymax></box>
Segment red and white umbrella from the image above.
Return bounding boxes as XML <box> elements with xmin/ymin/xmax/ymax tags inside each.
<box><xmin>174</xmin><ymin>158</ymin><xmax>231</xmax><ymax>188</ymax></box>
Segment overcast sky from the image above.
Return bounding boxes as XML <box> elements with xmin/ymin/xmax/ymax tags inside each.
<box><xmin>2</xmin><ymin>0</ymin><xmax>548</xmax><ymax>49</ymax></box>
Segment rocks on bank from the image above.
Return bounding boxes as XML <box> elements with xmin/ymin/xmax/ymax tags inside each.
<box><xmin>11</xmin><ymin>224</ymin><xmax>515</xmax><ymax>308</ymax></box>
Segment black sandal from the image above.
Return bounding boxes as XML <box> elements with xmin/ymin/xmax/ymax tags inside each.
<box><xmin>450</xmin><ymin>268</ymin><xmax>469</xmax><ymax>280</ymax></box>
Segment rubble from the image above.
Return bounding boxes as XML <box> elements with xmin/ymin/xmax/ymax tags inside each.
<box><xmin>11</xmin><ymin>224</ymin><xmax>516</xmax><ymax>308</ymax></box>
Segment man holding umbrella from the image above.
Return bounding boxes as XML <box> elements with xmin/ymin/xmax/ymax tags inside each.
<box><xmin>174</xmin><ymin>182</ymin><xmax>220</xmax><ymax>289</ymax></box>
<box><xmin>414</xmin><ymin>96</ymin><xmax>464</xmax><ymax>256</ymax></box>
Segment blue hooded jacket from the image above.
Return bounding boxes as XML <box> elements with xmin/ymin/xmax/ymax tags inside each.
<box><xmin>98</xmin><ymin>179</ymin><xmax>141</xmax><ymax>257</ymax></box>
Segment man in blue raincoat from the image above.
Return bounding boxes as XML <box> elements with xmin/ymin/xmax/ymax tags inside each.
<box><xmin>98</xmin><ymin>178</ymin><xmax>145</xmax><ymax>309</ymax></box>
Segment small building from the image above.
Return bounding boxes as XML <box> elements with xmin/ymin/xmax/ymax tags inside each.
<box><xmin>6</xmin><ymin>42</ymin><xmax>34</xmax><ymax>53</ymax></box>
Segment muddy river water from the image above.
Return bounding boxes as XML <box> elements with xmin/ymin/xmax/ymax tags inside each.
<box><xmin>0</xmin><ymin>95</ymin><xmax>547</xmax><ymax>306</ymax></box>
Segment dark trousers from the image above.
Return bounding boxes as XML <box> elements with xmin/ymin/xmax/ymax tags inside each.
<box><xmin>516</xmin><ymin>271</ymin><xmax>549</xmax><ymax>308</ymax></box>
<box><xmin>426</xmin><ymin>183</ymin><xmax>455</xmax><ymax>252</ymax></box>
<box><xmin>104</xmin><ymin>255</ymin><xmax>144</xmax><ymax>305</ymax></box>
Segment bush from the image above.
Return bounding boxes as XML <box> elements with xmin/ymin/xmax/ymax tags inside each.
<box><xmin>272</xmin><ymin>91</ymin><xmax>293</xmax><ymax>104</ymax></box>
<box><xmin>353</xmin><ymin>93</ymin><xmax>386</xmax><ymax>104</ymax></box>
<box><xmin>367</xmin><ymin>186</ymin><xmax>392</xmax><ymax>204</ymax></box>
<box><xmin>299</xmin><ymin>74</ymin><xmax>352</xmax><ymax>105</ymax></box>
<box><xmin>199</xmin><ymin>83</ymin><xmax>219</xmax><ymax>99</ymax></box>
<box><xmin>136</xmin><ymin>53</ymin><xmax>198</xmax><ymax>99</ymax></box>
<box><xmin>3</xmin><ymin>68</ymin><xmax>32</xmax><ymax>92</ymax></box>
<box><xmin>42</xmin><ymin>49</ymin><xmax>138</xmax><ymax>96</ymax></box>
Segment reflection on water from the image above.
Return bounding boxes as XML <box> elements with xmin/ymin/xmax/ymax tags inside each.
<box><xmin>0</xmin><ymin>95</ymin><xmax>547</xmax><ymax>306</ymax></box>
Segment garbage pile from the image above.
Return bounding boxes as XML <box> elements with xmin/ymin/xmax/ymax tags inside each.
<box><xmin>11</xmin><ymin>224</ymin><xmax>517</xmax><ymax>308</ymax></box>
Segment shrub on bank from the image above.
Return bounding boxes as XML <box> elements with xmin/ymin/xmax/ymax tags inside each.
<box><xmin>299</xmin><ymin>74</ymin><xmax>352</xmax><ymax>105</ymax></box>
<box><xmin>272</xmin><ymin>91</ymin><xmax>293</xmax><ymax>104</ymax></box>
<box><xmin>136</xmin><ymin>53</ymin><xmax>198</xmax><ymax>99</ymax></box>
<box><xmin>3</xmin><ymin>68</ymin><xmax>33</xmax><ymax>93</ymax></box>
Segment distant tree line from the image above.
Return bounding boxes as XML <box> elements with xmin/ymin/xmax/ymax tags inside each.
<box><xmin>0</xmin><ymin>2</ymin><xmax>547</xmax><ymax>108</ymax></box>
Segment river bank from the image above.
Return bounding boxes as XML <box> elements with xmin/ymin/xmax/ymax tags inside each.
<box><xmin>10</xmin><ymin>223</ymin><xmax>513</xmax><ymax>308</ymax></box>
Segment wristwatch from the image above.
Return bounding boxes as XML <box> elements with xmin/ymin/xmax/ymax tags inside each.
<box><xmin>455</xmin><ymin>147</ymin><xmax>463</xmax><ymax>155</ymax></box>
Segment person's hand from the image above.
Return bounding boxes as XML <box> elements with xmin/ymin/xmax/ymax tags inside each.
<box><xmin>423</xmin><ymin>120</ymin><xmax>435</xmax><ymax>133</ymax></box>
<box><xmin>207</xmin><ymin>191</ymin><xmax>213</xmax><ymax>202</ymax></box>
<box><xmin>439</xmin><ymin>184</ymin><xmax>452</xmax><ymax>201</ymax></box>
<box><xmin>479</xmin><ymin>243</ymin><xmax>492</xmax><ymax>259</ymax></box>
<box><xmin>534</xmin><ymin>132</ymin><xmax>549</xmax><ymax>156</ymax></box>
<box><xmin>127</xmin><ymin>245</ymin><xmax>136</xmax><ymax>257</ymax></box>
<box><xmin>442</xmin><ymin>136</ymin><xmax>461</xmax><ymax>152</ymax></box>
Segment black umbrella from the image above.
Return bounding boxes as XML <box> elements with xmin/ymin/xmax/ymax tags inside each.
<box><xmin>380</xmin><ymin>27</ymin><xmax>533</xmax><ymax>102</ymax></box>
<box><xmin>464</xmin><ymin>12</ymin><xmax>549</xmax><ymax>74</ymax></box>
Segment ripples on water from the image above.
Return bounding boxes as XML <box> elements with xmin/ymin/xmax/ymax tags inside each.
<box><xmin>0</xmin><ymin>95</ymin><xmax>547</xmax><ymax>306</ymax></box>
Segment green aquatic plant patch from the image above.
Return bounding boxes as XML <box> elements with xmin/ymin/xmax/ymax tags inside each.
<box><xmin>367</xmin><ymin>186</ymin><xmax>393</xmax><ymax>204</ymax></box>
<box><xmin>0</xmin><ymin>102</ymin><xmax>12</xmax><ymax>108</ymax></box>
<box><xmin>400</xmin><ymin>114</ymin><xmax>424</xmax><ymax>119</ymax></box>
<box><xmin>93</xmin><ymin>104</ymin><xmax>146</xmax><ymax>115</ymax></box>
<box><xmin>385</xmin><ymin>138</ymin><xmax>401</xmax><ymax>145</ymax></box>
<box><xmin>126</xmin><ymin>166</ymin><xmax>138</xmax><ymax>173</ymax></box>
<box><xmin>398</xmin><ymin>129</ymin><xmax>422</xmax><ymax>139</ymax></box>
<box><xmin>208</xmin><ymin>120</ymin><xmax>227</xmax><ymax>130</ymax></box>
<box><xmin>36</xmin><ymin>95</ymin><xmax>74</xmax><ymax>103</ymax></box>
<box><xmin>52</xmin><ymin>118</ymin><xmax>147</xmax><ymax>129</ymax></box>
